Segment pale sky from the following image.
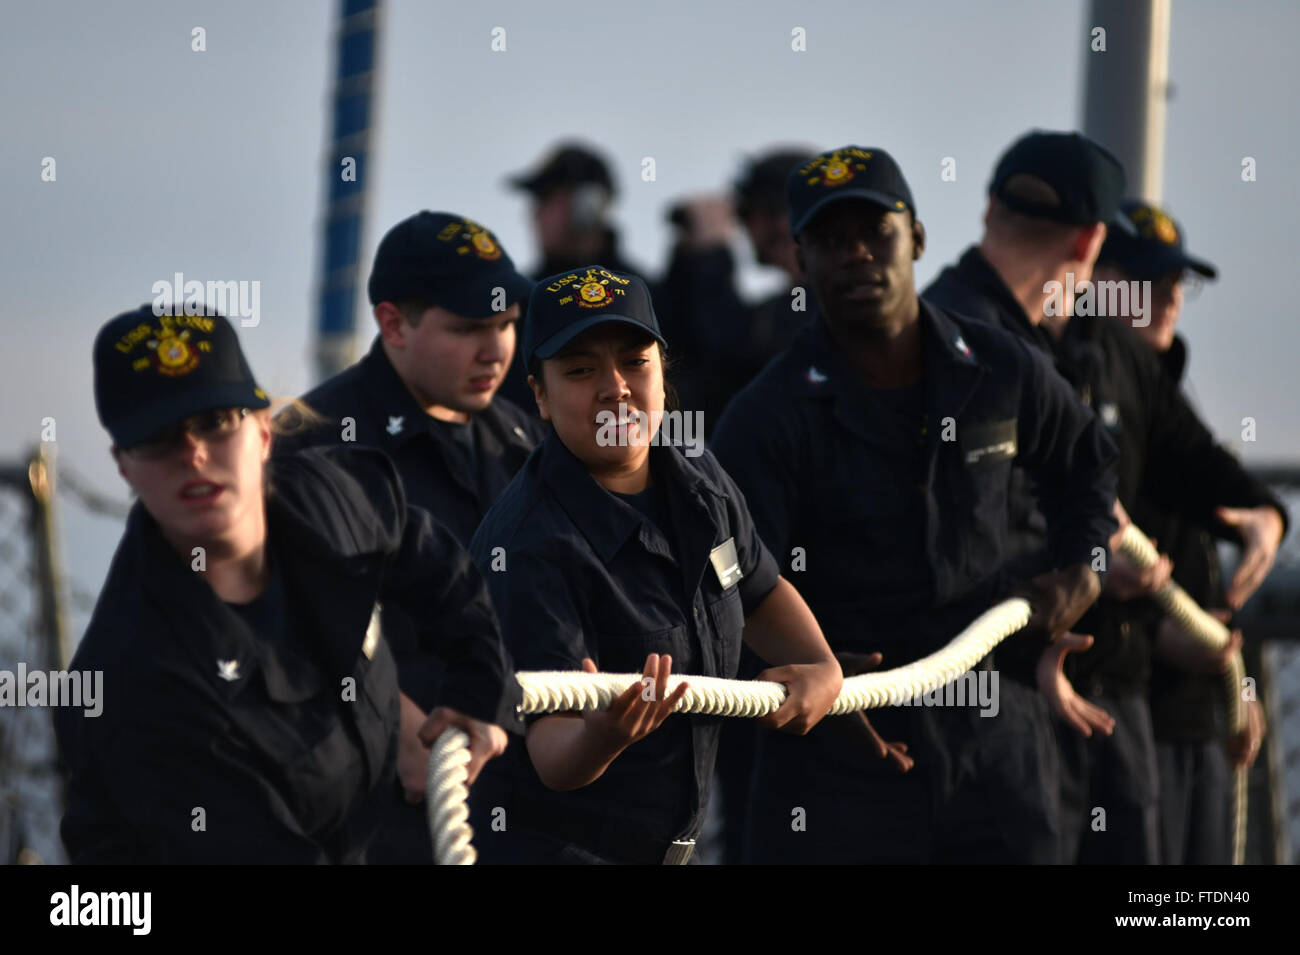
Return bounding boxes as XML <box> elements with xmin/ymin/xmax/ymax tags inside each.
<box><xmin>1</xmin><ymin>0</ymin><xmax>1297</xmax><ymax>645</ymax></box>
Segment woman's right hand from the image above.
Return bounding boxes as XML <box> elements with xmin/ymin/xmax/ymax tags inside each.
<box><xmin>580</xmin><ymin>653</ymin><xmax>689</xmax><ymax>752</ymax></box>
<box><xmin>525</xmin><ymin>654</ymin><xmax>689</xmax><ymax>791</ymax></box>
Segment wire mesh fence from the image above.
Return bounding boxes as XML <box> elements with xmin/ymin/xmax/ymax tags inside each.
<box><xmin>0</xmin><ymin>452</ymin><xmax>66</xmax><ymax>864</ymax></box>
<box><xmin>1263</xmin><ymin>641</ymin><xmax>1300</xmax><ymax>863</ymax></box>
<box><xmin>1243</xmin><ymin>478</ymin><xmax>1300</xmax><ymax>864</ymax></box>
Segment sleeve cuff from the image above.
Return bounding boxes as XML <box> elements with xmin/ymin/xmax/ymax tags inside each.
<box><xmin>738</xmin><ymin>543</ymin><xmax>781</xmax><ymax>617</ymax></box>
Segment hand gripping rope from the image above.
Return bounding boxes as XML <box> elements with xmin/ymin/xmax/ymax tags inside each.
<box><xmin>1114</xmin><ymin>523</ymin><xmax>1250</xmax><ymax>865</ymax></box>
<box><xmin>427</xmin><ymin>597</ymin><xmax>1031</xmax><ymax>865</ymax></box>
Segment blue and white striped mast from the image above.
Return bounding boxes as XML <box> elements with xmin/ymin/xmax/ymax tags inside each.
<box><xmin>314</xmin><ymin>0</ymin><xmax>384</xmax><ymax>382</ymax></box>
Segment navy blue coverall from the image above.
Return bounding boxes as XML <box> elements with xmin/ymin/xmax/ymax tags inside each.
<box><xmin>926</xmin><ymin>246</ymin><xmax>1286</xmax><ymax>863</ymax></box>
<box><xmin>711</xmin><ymin>302</ymin><xmax>1119</xmax><ymax>864</ymax></box>
<box><xmin>57</xmin><ymin>446</ymin><xmax>517</xmax><ymax>863</ymax></box>
<box><xmin>274</xmin><ymin>337</ymin><xmax>544</xmax><ymax>861</ymax></box>
<box><xmin>466</xmin><ymin>436</ymin><xmax>780</xmax><ymax>864</ymax></box>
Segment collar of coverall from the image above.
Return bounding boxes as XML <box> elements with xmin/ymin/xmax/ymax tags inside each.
<box><xmin>537</xmin><ymin>431</ymin><xmax>727</xmax><ymax>565</ymax></box>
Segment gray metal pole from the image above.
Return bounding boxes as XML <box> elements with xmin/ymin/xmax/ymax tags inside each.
<box><xmin>1082</xmin><ymin>0</ymin><xmax>1171</xmax><ymax>202</ymax></box>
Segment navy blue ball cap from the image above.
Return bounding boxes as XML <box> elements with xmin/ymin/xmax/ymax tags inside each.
<box><xmin>523</xmin><ymin>266</ymin><xmax>666</xmax><ymax>367</ymax></box>
<box><xmin>787</xmin><ymin>146</ymin><xmax>915</xmax><ymax>236</ymax></box>
<box><xmin>508</xmin><ymin>143</ymin><xmax>615</xmax><ymax>198</ymax></box>
<box><xmin>1100</xmin><ymin>199</ymin><xmax>1218</xmax><ymax>281</ymax></box>
<box><xmin>367</xmin><ymin>211</ymin><xmax>533</xmax><ymax>317</ymax></box>
<box><xmin>94</xmin><ymin>304</ymin><xmax>270</xmax><ymax>449</ymax></box>
<box><xmin>989</xmin><ymin>130</ymin><xmax>1126</xmax><ymax>225</ymax></box>
<box><xmin>734</xmin><ymin>147</ymin><xmax>816</xmax><ymax>216</ymax></box>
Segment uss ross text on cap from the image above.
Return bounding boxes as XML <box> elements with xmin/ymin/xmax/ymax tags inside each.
<box><xmin>94</xmin><ymin>304</ymin><xmax>269</xmax><ymax>450</ymax></box>
<box><xmin>523</xmin><ymin>265</ymin><xmax>665</xmax><ymax>368</ymax></box>
<box><xmin>367</xmin><ymin>211</ymin><xmax>533</xmax><ymax>318</ymax></box>
<box><xmin>786</xmin><ymin>146</ymin><xmax>916</xmax><ymax>236</ymax></box>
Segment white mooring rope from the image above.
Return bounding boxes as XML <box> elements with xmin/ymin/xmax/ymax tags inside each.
<box><xmin>1114</xmin><ymin>523</ymin><xmax>1249</xmax><ymax>865</ymax></box>
<box><xmin>427</xmin><ymin>597</ymin><xmax>1031</xmax><ymax>865</ymax></box>
<box><xmin>427</xmin><ymin>526</ymin><xmax>1254</xmax><ymax>866</ymax></box>
<box><xmin>426</xmin><ymin>728</ymin><xmax>476</xmax><ymax>865</ymax></box>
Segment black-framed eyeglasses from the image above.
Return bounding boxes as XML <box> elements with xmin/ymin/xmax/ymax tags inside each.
<box><xmin>122</xmin><ymin>408</ymin><xmax>250</xmax><ymax>460</ymax></box>
<box><xmin>1151</xmin><ymin>270</ymin><xmax>1205</xmax><ymax>303</ymax></box>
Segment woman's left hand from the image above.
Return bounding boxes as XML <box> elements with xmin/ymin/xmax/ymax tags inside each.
<box><xmin>755</xmin><ymin>659</ymin><xmax>843</xmax><ymax>735</ymax></box>
<box><xmin>417</xmin><ymin>705</ymin><xmax>509</xmax><ymax>788</ymax></box>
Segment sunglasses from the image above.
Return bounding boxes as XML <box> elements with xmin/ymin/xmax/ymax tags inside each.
<box><xmin>122</xmin><ymin>408</ymin><xmax>251</xmax><ymax>460</ymax></box>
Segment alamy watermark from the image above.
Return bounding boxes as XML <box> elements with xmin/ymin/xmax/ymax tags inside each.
<box><xmin>50</xmin><ymin>885</ymin><xmax>151</xmax><ymax>934</ymax></box>
<box><xmin>596</xmin><ymin>401</ymin><xmax>704</xmax><ymax>458</ymax></box>
<box><xmin>887</xmin><ymin>668</ymin><xmax>999</xmax><ymax>717</ymax></box>
<box><xmin>0</xmin><ymin>664</ymin><xmax>102</xmax><ymax>717</ymax></box>
<box><xmin>152</xmin><ymin>271</ymin><xmax>261</xmax><ymax>327</ymax></box>
<box><xmin>1043</xmin><ymin>272</ymin><xmax>1152</xmax><ymax>327</ymax></box>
